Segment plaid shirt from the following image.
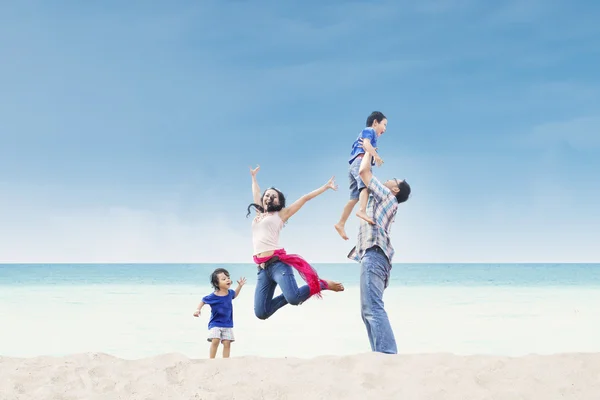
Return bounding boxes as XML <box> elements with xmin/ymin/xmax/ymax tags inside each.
<box><xmin>347</xmin><ymin>176</ymin><xmax>398</xmax><ymax>264</ymax></box>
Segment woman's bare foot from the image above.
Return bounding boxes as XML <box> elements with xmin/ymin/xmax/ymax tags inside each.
<box><xmin>334</xmin><ymin>223</ymin><xmax>349</xmax><ymax>240</ymax></box>
<box><xmin>324</xmin><ymin>280</ymin><xmax>344</xmax><ymax>292</ymax></box>
<box><xmin>356</xmin><ymin>209</ymin><xmax>375</xmax><ymax>225</ymax></box>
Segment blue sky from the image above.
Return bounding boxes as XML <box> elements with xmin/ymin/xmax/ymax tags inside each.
<box><xmin>1</xmin><ymin>0</ymin><xmax>599</xmax><ymax>263</ymax></box>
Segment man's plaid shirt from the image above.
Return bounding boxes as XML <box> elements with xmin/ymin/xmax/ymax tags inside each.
<box><xmin>347</xmin><ymin>176</ymin><xmax>398</xmax><ymax>264</ymax></box>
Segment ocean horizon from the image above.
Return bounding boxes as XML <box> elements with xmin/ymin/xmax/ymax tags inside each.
<box><xmin>2</xmin><ymin>263</ymin><xmax>600</xmax><ymax>360</ymax></box>
<box><xmin>3</xmin><ymin>262</ymin><xmax>600</xmax><ymax>286</ymax></box>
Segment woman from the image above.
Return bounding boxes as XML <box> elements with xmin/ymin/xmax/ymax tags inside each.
<box><xmin>247</xmin><ymin>165</ymin><xmax>345</xmax><ymax>320</ymax></box>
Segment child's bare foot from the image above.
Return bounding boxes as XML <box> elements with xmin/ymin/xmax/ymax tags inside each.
<box><xmin>334</xmin><ymin>223</ymin><xmax>349</xmax><ymax>240</ymax></box>
<box><xmin>356</xmin><ymin>210</ymin><xmax>375</xmax><ymax>225</ymax></box>
<box><xmin>324</xmin><ymin>280</ymin><xmax>344</xmax><ymax>292</ymax></box>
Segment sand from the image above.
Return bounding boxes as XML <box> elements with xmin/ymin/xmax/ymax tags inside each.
<box><xmin>1</xmin><ymin>352</ymin><xmax>598</xmax><ymax>400</ymax></box>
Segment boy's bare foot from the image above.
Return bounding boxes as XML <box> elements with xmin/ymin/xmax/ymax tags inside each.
<box><xmin>324</xmin><ymin>280</ymin><xmax>345</xmax><ymax>292</ymax></box>
<box><xmin>356</xmin><ymin>210</ymin><xmax>375</xmax><ymax>225</ymax></box>
<box><xmin>334</xmin><ymin>223</ymin><xmax>349</xmax><ymax>240</ymax></box>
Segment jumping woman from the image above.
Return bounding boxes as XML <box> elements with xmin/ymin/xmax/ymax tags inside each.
<box><xmin>247</xmin><ymin>165</ymin><xmax>345</xmax><ymax>320</ymax></box>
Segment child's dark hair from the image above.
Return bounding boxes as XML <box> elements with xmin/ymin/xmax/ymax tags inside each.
<box><xmin>210</xmin><ymin>268</ymin><xmax>230</xmax><ymax>290</ymax></box>
<box><xmin>246</xmin><ymin>187</ymin><xmax>286</xmax><ymax>217</ymax></box>
<box><xmin>366</xmin><ymin>111</ymin><xmax>386</xmax><ymax>127</ymax></box>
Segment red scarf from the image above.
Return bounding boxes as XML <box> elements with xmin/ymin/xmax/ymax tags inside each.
<box><xmin>253</xmin><ymin>248</ymin><xmax>326</xmax><ymax>298</ymax></box>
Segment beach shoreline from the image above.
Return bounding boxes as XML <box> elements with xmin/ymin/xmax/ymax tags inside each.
<box><xmin>2</xmin><ymin>351</ymin><xmax>598</xmax><ymax>399</ymax></box>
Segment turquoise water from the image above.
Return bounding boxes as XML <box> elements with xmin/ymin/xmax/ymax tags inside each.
<box><xmin>1</xmin><ymin>263</ymin><xmax>600</xmax><ymax>359</ymax></box>
<box><xmin>2</xmin><ymin>263</ymin><xmax>600</xmax><ymax>286</ymax></box>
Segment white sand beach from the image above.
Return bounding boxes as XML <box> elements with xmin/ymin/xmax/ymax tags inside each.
<box><xmin>1</xmin><ymin>352</ymin><xmax>598</xmax><ymax>399</ymax></box>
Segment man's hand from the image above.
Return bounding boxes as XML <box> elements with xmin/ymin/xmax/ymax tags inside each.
<box><xmin>357</xmin><ymin>138</ymin><xmax>382</xmax><ymax>166</ymax></box>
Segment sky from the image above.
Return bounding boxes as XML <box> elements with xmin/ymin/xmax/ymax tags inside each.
<box><xmin>1</xmin><ymin>0</ymin><xmax>599</xmax><ymax>263</ymax></box>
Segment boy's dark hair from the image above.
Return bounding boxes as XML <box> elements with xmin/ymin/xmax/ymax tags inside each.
<box><xmin>366</xmin><ymin>111</ymin><xmax>386</xmax><ymax>127</ymax></box>
<box><xmin>395</xmin><ymin>180</ymin><xmax>411</xmax><ymax>204</ymax></box>
<box><xmin>246</xmin><ymin>187</ymin><xmax>287</xmax><ymax>217</ymax></box>
<box><xmin>210</xmin><ymin>268</ymin><xmax>230</xmax><ymax>290</ymax></box>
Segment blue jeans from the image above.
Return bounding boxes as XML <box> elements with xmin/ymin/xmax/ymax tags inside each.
<box><xmin>254</xmin><ymin>261</ymin><xmax>326</xmax><ymax>320</ymax></box>
<box><xmin>360</xmin><ymin>246</ymin><xmax>397</xmax><ymax>354</ymax></box>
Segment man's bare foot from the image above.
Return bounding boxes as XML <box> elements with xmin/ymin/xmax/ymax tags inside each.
<box><xmin>334</xmin><ymin>223</ymin><xmax>349</xmax><ymax>240</ymax></box>
<box><xmin>324</xmin><ymin>280</ymin><xmax>344</xmax><ymax>292</ymax></box>
<box><xmin>356</xmin><ymin>210</ymin><xmax>375</xmax><ymax>225</ymax></box>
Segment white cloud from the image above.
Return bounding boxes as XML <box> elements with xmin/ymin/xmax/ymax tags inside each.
<box><xmin>1</xmin><ymin>200</ymin><xmax>598</xmax><ymax>263</ymax></box>
<box><xmin>0</xmin><ymin>204</ymin><xmax>253</xmax><ymax>263</ymax></box>
<box><xmin>1</xmin><ymin>150</ymin><xmax>599</xmax><ymax>264</ymax></box>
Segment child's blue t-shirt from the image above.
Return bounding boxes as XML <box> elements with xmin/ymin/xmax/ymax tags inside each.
<box><xmin>349</xmin><ymin>127</ymin><xmax>377</xmax><ymax>165</ymax></box>
<box><xmin>202</xmin><ymin>289</ymin><xmax>235</xmax><ymax>329</ymax></box>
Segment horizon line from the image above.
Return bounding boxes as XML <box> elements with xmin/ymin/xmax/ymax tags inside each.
<box><xmin>1</xmin><ymin>262</ymin><xmax>599</xmax><ymax>266</ymax></box>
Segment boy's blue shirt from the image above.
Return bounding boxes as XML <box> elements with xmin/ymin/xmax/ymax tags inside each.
<box><xmin>349</xmin><ymin>127</ymin><xmax>377</xmax><ymax>165</ymax></box>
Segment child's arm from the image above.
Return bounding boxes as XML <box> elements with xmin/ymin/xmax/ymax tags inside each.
<box><xmin>250</xmin><ymin>165</ymin><xmax>261</xmax><ymax>206</ymax></box>
<box><xmin>193</xmin><ymin>301</ymin><xmax>205</xmax><ymax>317</ymax></box>
<box><xmin>234</xmin><ymin>277</ymin><xmax>247</xmax><ymax>299</ymax></box>
<box><xmin>279</xmin><ymin>176</ymin><xmax>338</xmax><ymax>222</ymax></box>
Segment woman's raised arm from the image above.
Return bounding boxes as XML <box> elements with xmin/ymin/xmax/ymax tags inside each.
<box><xmin>279</xmin><ymin>176</ymin><xmax>337</xmax><ymax>222</ymax></box>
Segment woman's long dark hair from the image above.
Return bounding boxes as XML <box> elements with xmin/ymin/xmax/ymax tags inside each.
<box><xmin>246</xmin><ymin>187</ymin><xmax>286</xmax><ymax>217</ymax></box>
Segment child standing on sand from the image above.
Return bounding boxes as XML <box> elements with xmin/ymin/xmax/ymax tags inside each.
<box><xmin>193</xmin><ymin>268</ymin><xmax>246</xmax><ymax>359</ymax></box>
<box><xmin>334</xmin><ymin>111</ymin><xmax>387</xmax><ymax>240</ymax></box>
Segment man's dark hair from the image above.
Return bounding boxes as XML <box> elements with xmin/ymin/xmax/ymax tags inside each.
<box><xmin>366</xmin><ymin>111</ymin><xmax>386</xmax><ymax>127</ymax></box>
<box><xmin>395</xmin><ymin>180</ymin><xmax>411</xmax><ymax>204</ymax></box>
<box><xmin>210</xmin><ymin>268</ymin><xmax>230</xmax><ymax>290</ymax></box>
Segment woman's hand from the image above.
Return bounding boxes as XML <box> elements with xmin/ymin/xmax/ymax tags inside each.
<box><xmin>250</xmin><ymin>165</ymin><xmax>260</xmax><ymax>177</ymax></box>
<box><xmin>325</xmin><ymin>176</ymin><xmax>338</xmax><ymax>191</ymax></box>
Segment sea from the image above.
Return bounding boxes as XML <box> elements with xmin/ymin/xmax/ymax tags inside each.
<box><xmin>1</xmin><ymin>263</ymin><xmax>599</xmax><ymax>360</ymax></box>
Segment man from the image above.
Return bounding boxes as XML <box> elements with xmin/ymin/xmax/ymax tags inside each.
<box><xmin>347</xmin><ymin>150</ymin><xmax>411</xmax><ymax>354</ymax></box>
